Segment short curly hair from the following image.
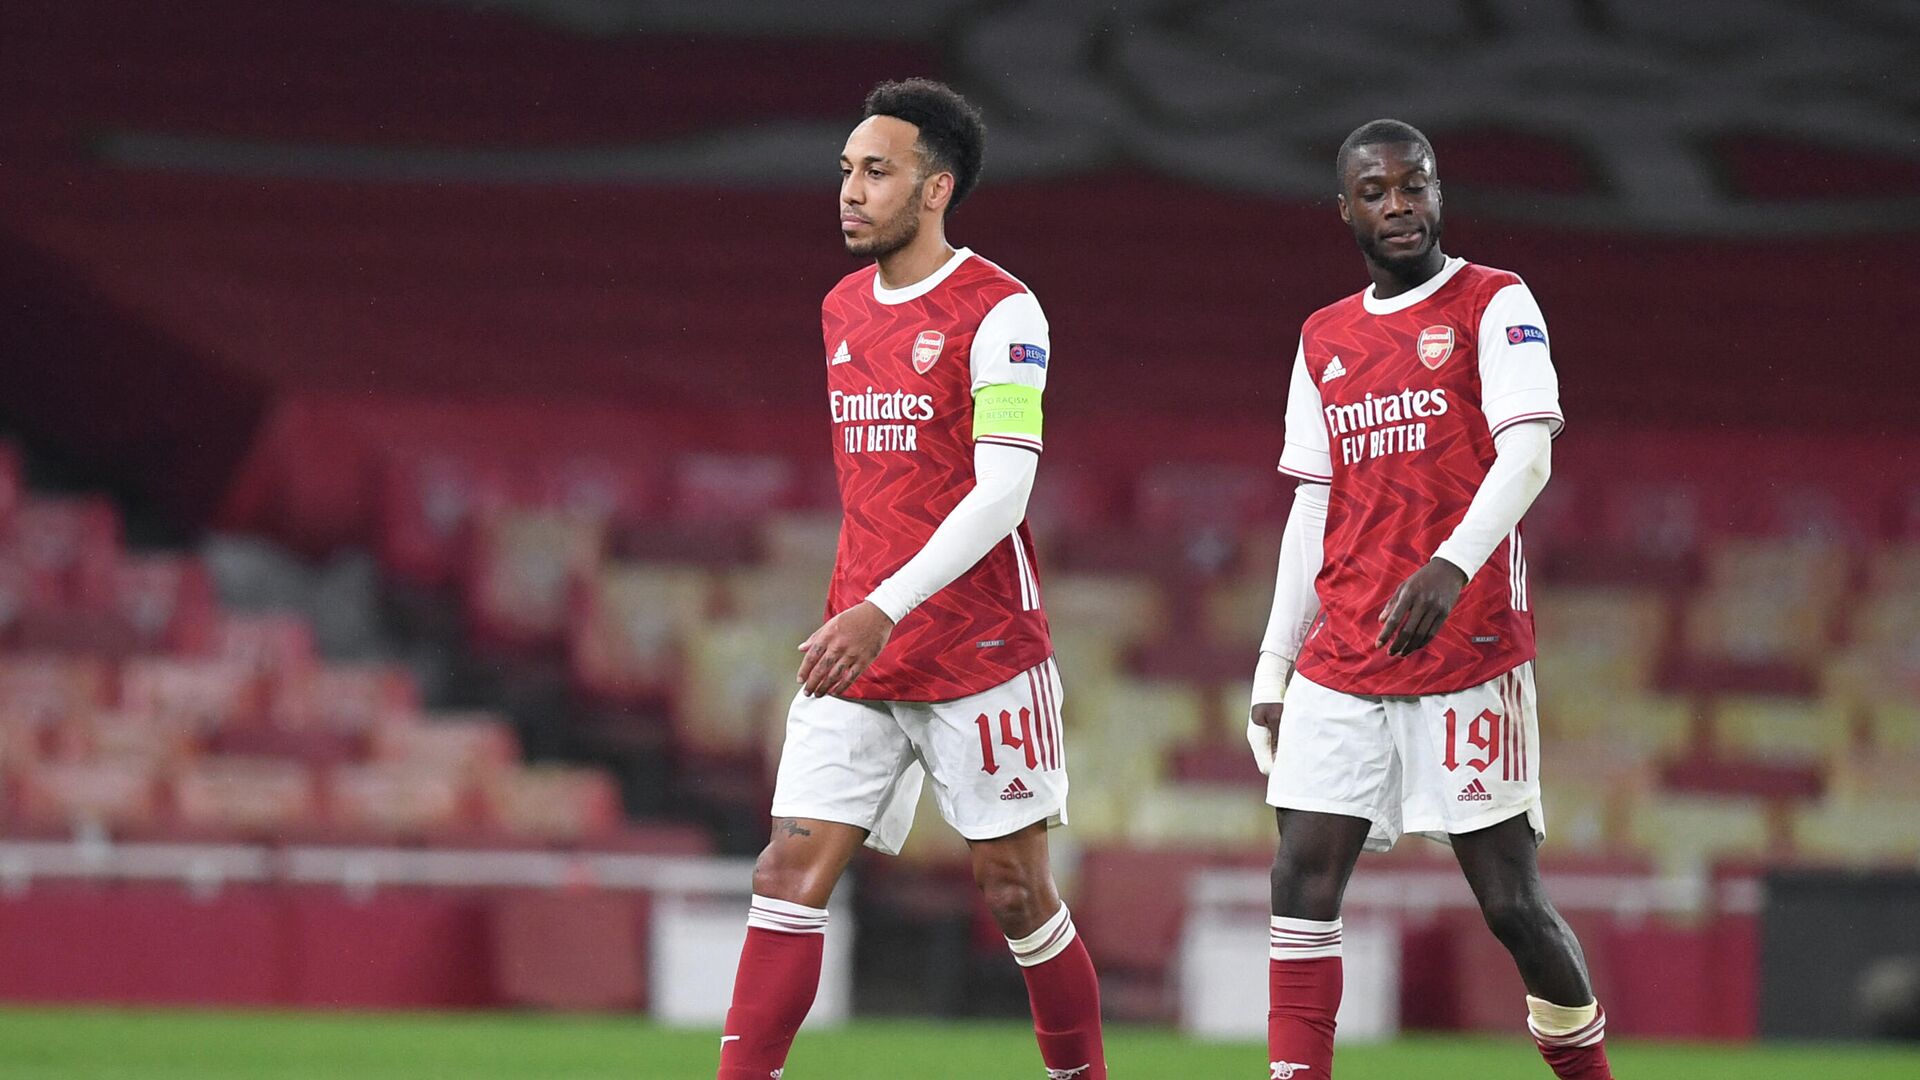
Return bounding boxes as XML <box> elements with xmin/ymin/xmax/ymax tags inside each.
<box><xmin>863</xmin><ymin>78</ymin><xmax>987</xmax><ymax>210</ymax></box>
<box><xmin>1335</xmin><ymin>118</ymin><xmax>1436</xmax><ymax>190</ymax></box>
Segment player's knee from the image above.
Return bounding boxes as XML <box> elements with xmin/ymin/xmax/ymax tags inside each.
<box><xmin>1479</xmin><ymin>888</ymin><xmax>1554</xmax><ymax>947</ymax></box>
<box><xmin>751</xmin><ymin>843</ymin><xmax>827</xmax><ymax>906</ymax></box>
<box><xmin>974</xmin><ymin>864</ymin><xmax>1052</xmax><ymax>932</ymax></box>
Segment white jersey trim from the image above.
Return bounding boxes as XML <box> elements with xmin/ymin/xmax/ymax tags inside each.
<box><xmin>872</xmin><ymin>246</ymin><xmax>973</xmax><ymax>305</ymax></box>
<box><xmin>1361</xmin><ymin>256</ymin><xmax>1468</xmax><ymax>315</ymax></box>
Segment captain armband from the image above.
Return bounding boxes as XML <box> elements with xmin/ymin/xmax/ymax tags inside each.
<box><xmin>972</xmin><ymin>383</ymin><xmax>1044</xmax><ymax>449</ymax></box>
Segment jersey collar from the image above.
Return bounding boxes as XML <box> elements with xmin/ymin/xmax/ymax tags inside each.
<box><xmin>1362</xmin><ymin>256</ymin><xmax>1467</xmax><ymax>315</ymax></box>
<box><xmin>872</xmin><ymin>246</ymin><xmax>973</xmax><ymax>305</ymax></box>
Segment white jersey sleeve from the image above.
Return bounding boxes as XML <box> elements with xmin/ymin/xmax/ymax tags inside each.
<box><xmin>1278</xmin><ymin>337</ymin><xmax>1334</xmax><ymax>482</ymax></box>
<box><xmin>1476</xmin><ymin>282</ymin><xmax>1565</xmax><ymax>438</ymax></box>
<box><xmin>970</xmin><ymin>292</ymin><xmax>1050</xmax><ymax>393</ymax></box>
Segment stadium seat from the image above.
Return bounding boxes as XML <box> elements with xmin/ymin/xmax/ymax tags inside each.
<box><xmin>4</xmin><ymin>496</ymin><xmax>121</xmax><ymax>609</ymax></box>
<box><xmin>1201</xmin><ymin>573</ymin><xmax>1273</xmax><ymax>651</ymax></box>
<box><xmin>118</xmin><ymin>657</ymin><xmax>262</xmax><ymax>732</ymax></box>
<box><xmin>466</xmin><ymin>510</ymin><xmax>606</xmax><ymax>649</ymax></box>
<box><xmin>59</xmin><ymin>708</ymin><xmax>197</xmax><ymax>769</ymax></box>
<box><xmin>1684</xmin><ymin>588</ymin><xmax>1833</xmax><ymax>665</ymax></box>
<box><xmin>1125</xmin><ymin>783</ymin><xmax>1270</xmax><ymax>849</ymax></box>
<box><xmin>1791</xmin><ymin>796</ymin><xmax>1920</xmax><ymax>864</ymax></box>
<box><xmin>372</xmin><ymin>712</ymin><xmax>519</xmax><ymax>777</ymax></box>
<box><xmin>758</xmin><ymin>511</ymin><xmax>840</xmax><ymax>576</ymax></box>
<box><xmin>1704</xmin><ymin>538</ymin><xmax>1850</xmax><ymax>604</ymax></box>
<box><xmin>112</xmin><ymin>554</ymin><xmax>217</xmax><ymax>653</ymax></box>
<box><xmin>677</xmin><ymin>618</ymin><xmax>803</xmax><ymax>758</ymax></box>
<box><xmin>213</xmin><ymin>613</ymin><xmax>320</xmax><ymax>680</ymax></box>
<box><xmin>1710</xmin><ymin>694</ymin><xmax>1850</xmax><ymax>764</ymax></box>
<box><xmin>1532</xmin><ymin>586</ymin><xmax>1669</xmax><ymax>656</ymax></box>
<box><xmin>720</xmin><ymin>565</ymin><xmax>828</xmax><ymax>627</ymax></box>
<box><xmin>1536</xmin><ymin>688</ymin><xmax>1694</xmax><ymax>757</ymax></box>
<box><xmin>171</xmin><ymin>756</ymin><xmax>317</xmax><ymax>836</ymax></box>
<box><xmin>481</xmin><ymin>764</ymin><xmax>622</xmax><ymax>842</ymax></box>
<box><xmin>328</xmin><ymin>762</ymin><xmax>473</xmax><ymax>837</ymax></box>
<box><xmin>376</xmin><ymin>451</ymin><xmax>521</xmax><ymax>587</ymax></box>
<box><xmin>1826</xmin><ymin>747</ymin><xmax>1920</xmax><ymax>799</ymax></box>
<box><xmin>567</xmin><ymin>562</ymin><xmax>712</xmax><ymax>703</ymax></box>
<box><xmin>670</xmin><ymin>453</ymin><xmax>801</xmax><ymax>521</ymax></box>
<box><xmin>1068</xmin><ymin>677</ymin><xmax>1205</xmax><ymax>797</ymax></box>
<box><xmin>1041</xmin><ymin>574</ymin><xmax>1166</xmax><ymax>644</ymax></box>
<box><xmin>14</xmin><ymin>758</ymin><xmax>161</xmax><ymax>833</ymax></box>
<box><xmin>272</xmin><ymin>663</ymin><xmax>418</xmax><ymax>734</ymax></box>
<box><xmin>1627</xmin><ymin>793</ymin><xmax>1774</xmax><ymax>874</ymax></box>
<box><xmin>0</xmin><ymin>654</ymin><xmax>110</xmax><ymax>727</ymax></box>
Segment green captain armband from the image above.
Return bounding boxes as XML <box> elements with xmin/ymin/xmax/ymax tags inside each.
<box><xmin>972</xmin><ymin>383</ymin><xmax>1044</xmax><ymax>445</ymax></box>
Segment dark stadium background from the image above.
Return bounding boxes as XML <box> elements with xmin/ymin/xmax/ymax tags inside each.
<box><xmin>1</xmin><ymin>1</ymin><xmax>1917</xmax><ymax>1075</ymax></box>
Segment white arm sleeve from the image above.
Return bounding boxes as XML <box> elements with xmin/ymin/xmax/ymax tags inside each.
<box><xmin>1430</xmin><ymin>420</ymin><xmax>1552</xmax><ymax>577</ymax></box>
<box><xmin>863</xmin><ymin>442</ymin><xmax>1038</xmax><ymax>622</ymax></box>
<box><xmin>1253</xmin><ymin>480</ymin><xmax>1330</xmax><ymax>702</ymax></box>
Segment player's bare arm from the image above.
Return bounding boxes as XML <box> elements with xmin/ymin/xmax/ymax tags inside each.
<box><xmin>796</xmin><ymin>601</ymin><xmax>895</xmax><ymax>698</ymax></box>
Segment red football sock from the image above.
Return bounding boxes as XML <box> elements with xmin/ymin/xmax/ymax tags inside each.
<box><xmin>1008</xmin><ymin>905</ymin><xmax>1106</xmax><ymax>1079</ymax></box>
<box><xmin>1528</xmin><ymin>996</ymin><xmax>1614</xmax><ymax>1080</ymax></box>
<box><xmin>1268</xmin><ymin>916</ymin><xmax>1344</xmax><ymax>1078</ymax></box>
<box><xmin>716</xmin><ymin>895</ymin><xmax>829</xmax><ymax>1080</ymax></box>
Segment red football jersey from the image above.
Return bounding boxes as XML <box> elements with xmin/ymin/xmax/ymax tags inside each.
<box><xmin>1279</xmin><ymin>258</ymin><xmax>1564</xmax><ymax>696</ymax></box>
<box><xmin>821</xmin><ymin>248</ymin><xmax>1052</xmax><ymax>701</ymax></box>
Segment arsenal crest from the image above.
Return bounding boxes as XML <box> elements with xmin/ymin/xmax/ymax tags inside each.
<box><xmin>911</xmin><ymin>330</ymin><xmax>944</xmax><ymax>374</ymax></box>
<box><xmin>1417</xmin><ymin>325</ymin><xmax>1455</xmax><ymax>370</ymax></box>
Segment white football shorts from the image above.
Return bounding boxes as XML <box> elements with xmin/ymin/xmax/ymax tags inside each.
<box><xmin>1267</xmin><ymin>662</ymin><xmax>1543</xmax><ymax>852</ymax></box>
<box><xmin>770</xmin><ymin>657</ymin><xmax>1069</xmax><ymax>855</ymax></box>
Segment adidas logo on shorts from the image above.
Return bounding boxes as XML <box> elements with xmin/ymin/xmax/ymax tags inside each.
<box><xmin>1000</xmin><ymin>778</ymin><xmax>1035</xmax><ymax>801</ymax></box>
<box><xmin>1458</xmin><ymin>778</ymin><xmax>1493</xmax><ymax>803</ymax></box>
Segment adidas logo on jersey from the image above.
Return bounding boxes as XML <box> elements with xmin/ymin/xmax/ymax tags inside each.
<box><xmin>1459</xmin><ymin>778</ymin><xmax>1493</xmax><ymax>802</ymax></box>
<box><xmin>830</xmin><ymin>340</ymin><xmax>851</xmax><ymax>366</ymax></box>
<box><xmin>1001</xmin><ymin>778</ymin><xmax>1035</xmax><ymax>801</ymax></box>
<box><xmin>1322</xmin><ymin>355</ymin><xmax>1346</xmax><ymax>382</ymax></box>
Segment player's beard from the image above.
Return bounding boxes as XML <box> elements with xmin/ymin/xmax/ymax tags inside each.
<box><xmin>1357</xmin><ymin>215</ymin><xmax>1443</xmax><ymax>277</ymax></box>
<box><xmin>844</xmin><ymin>187</ymin><xmax>923</xmax><ymax>259</ymax></box>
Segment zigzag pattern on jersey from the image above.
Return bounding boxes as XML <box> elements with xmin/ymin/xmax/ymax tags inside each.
<box><xmin>1295</xmin><ymin>263</ymin><xmax>1537</xmax><ymax>697</ymax></box>
<box><xmin>820</xmin><ymin>256</ymin><xmax>1052</xmax><ymax>702</ymax></box>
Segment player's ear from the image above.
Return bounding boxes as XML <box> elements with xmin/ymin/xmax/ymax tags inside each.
<box><xmin>1337</xmin><ymin>193</ymin><xmax>1351</xmax><ymax>224</ymax></box>
<box><xmin>922</xmin><ymin>170</ymin><xmax>955</xmax><ymax>214</ymax></box>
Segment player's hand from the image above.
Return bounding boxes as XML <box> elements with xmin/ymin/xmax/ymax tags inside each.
<box><xmin>797</xmin><ymin>601</ymin><xmax>896</xmax><ymax>698</ymax></box>
<box><xmin>1376</xmin><ymin>558</ymin><xmax>1469</xmax><ymax>656</ymax></box>
<box><xmin>1248</xmin><ymin>702</ymin><xmax>1283</xmax><ymax>775</ymax></box>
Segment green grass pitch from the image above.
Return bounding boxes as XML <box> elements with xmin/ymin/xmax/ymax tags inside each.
<box><xmin>3</xmin><ymin>1008</ymin><xmax>1918</xmax><ymax>1079</ymax></box>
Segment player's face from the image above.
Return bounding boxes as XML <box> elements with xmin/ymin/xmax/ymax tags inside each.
<box><xmin>839</xmin><ymin>116</ymin><xmax>926</xmax><ymax>258</ymax></box>
<box><xmin>1339</xmin><ymin>143</ymin><xmax>1443</xmax><ymax>274</ymax></box>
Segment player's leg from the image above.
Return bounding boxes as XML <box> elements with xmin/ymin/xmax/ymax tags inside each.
<box><xmin>1418</xmin><ymin>664</ymin><xmax>1612</xmax><ymax>1080</ymax></box>
<box><xmin>922</xmin><ymin>657</ymin><xmax>1104</xmax><ymax>1079</ymax></box>
<box><xmin>1453</xmin><ymin>812</ymin><xmax>1612</xmax><ymax>1079</ymax></box>
<box><xmin>717</xmin><ymin>691</ymin><xmax>919</xmax><ymax>1080</ymax></box>
<box><xmin>1265</xmin><ymin>674</ymin><xmax>1399</xmax><ymax>1079</ymax></box>
<box><xmin>1268</xmin><ymin>809</ymin><xmax>1370</xmax><ymax>1079</ymax></box>
<box><xmin>969</xmin><ymin>820</ymin><xmax>1105</xmax><ymax>1079</ymax></box>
